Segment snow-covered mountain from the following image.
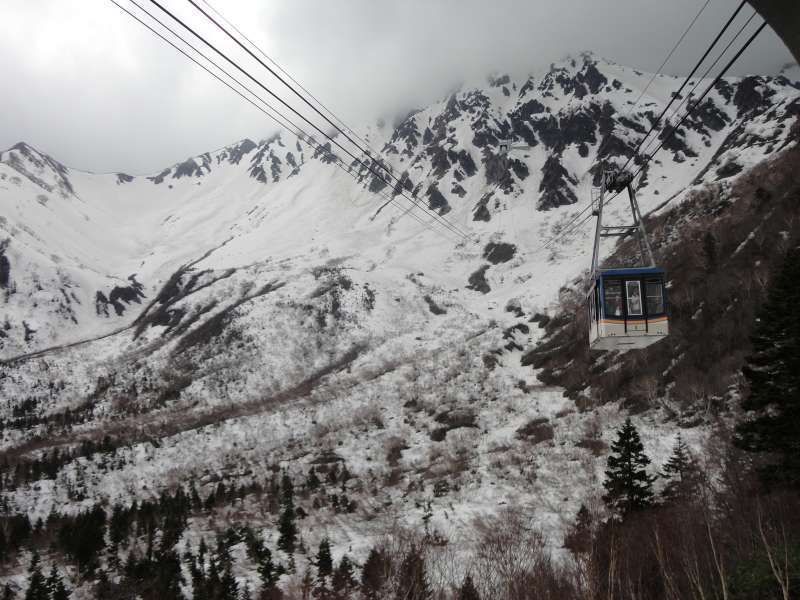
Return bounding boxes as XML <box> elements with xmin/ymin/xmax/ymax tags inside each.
<box><xmin>2</xmin><ymin>54</ymin><xmax>797</xmax><ymax>359</ymax></box>
<box><xmin>0</xmin><ymin>53</ymin><xmax>798</xmax><ymax>593</ymax></box>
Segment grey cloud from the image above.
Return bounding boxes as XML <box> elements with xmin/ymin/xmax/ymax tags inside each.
<box><xmin>0</xmin><ymin>0</ymin><xmax>793</xmax><ymax>173</ymax></box>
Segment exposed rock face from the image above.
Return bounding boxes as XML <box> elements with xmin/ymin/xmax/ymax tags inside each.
<box><xmin>95</xmin><ymin>276</ymin><xmax>145</xmax><ymax>317</ymax></box>
<box><xmin>539</xmin><ymin>156</ymin><xmax>578</xmax><ymax>210</ymax></box>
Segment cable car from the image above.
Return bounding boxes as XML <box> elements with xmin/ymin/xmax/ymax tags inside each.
<box><xmin>587</xmin><ymin>170</ymin><xmax>669</xmax><ymax>351</ymax></box>
<box><xmin>588</xmin><ymin>267</ymin><xmax>668</xmax><ymax>350</ymax></box>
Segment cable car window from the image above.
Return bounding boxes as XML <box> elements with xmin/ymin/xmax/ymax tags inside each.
<box><xmin>604</xmin><ymin>280</ymin><xmax>623</xmax><ymax>317</ymax></box>
<box><xmin>596</xmin><ymin>287</ymin><xmax>601</xmax><ymax>322</ymax></box>
<box><xmin>646</xmin><ymin>280</ymin><xmax>664</xmax><ymax>314</ymax></box>
<box><xmin>626</xmin><ymin>280</ymin><xmax>643</xmax><ymax>316</ymax></box>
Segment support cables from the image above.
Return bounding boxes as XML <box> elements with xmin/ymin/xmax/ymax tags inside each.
<box><xmin>108</xmin><ymin>0</ymin><xmax>468</xmax><ymax>243</ymax></box>
<box><xmin>634</xmin><ymin>20</ymin><xmax>768</xmax><ymax>175</ymax></box>
<box><xmin>615</xmin><ymin>0</ymin><xmax>748</xmax><ymax>175</ymax></box>
<box><xmin>540</xmin><ymin>15</ymin><xmax>766</xmax><ymax>255</ymax></box>
<box><xmin>143</xmin><ymin>0</ymin><xmax>472</xmax><ymax>241</ymax></box>
<box><xmin>184</xmin><ymin>0</ymin><xmax>439</xmax><ymax>216</ymax></box>
<box><xmin>197</xmin><ymin>0</ymin><xmax>377</xmax><ymax>155</ymax></box>
<box><xmin>639</xmin><ymin>8</ymin><xmax>758</xmax><ymax>158</ymax></box>
<box><xmin>579</xmin><ymin>0</ymin><xmax>713</xmax><ymax>181</ymax></box>
<box><xmin>539</xmin><ymin>3</ymin><xmax>763</xmax><ymax>254</ymax></box>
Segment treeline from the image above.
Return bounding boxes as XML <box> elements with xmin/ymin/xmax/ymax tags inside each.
<box><xmin>2</xmin><ymin>460</ymin><xmax>365</xmax><ymax>598</ymax></box>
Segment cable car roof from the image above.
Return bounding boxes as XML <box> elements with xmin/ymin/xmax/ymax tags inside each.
<box><xmin>597</xmin><ymin>267</ymin><xmax>665</xmax><ymax>278</ymax></box>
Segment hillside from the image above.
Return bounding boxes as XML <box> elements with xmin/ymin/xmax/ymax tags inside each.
<box><xmin>0</xmin><ymin>53</ymin><xmax>798</xmax><ymax>597</ymax></box>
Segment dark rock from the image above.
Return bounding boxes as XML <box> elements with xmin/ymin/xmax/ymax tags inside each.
<box><xmin>577</xmin><ymin>60</ymin><xmax>607</xmax><ymax>94</ymax></box>
<box><xmin>451</xmin><ymin>183</ymin><xmax>467</xmax><ymax>198</ymax></box>
<box><xmin>715</xmin><ymin>161</ymin><xmax>743</xmax><ymax>180</ymax></box>
<box><xmin>483</xmin><ymin>242</ymin><xmax>517</xmax><ymax>264</ymax></box>
<box><xmin>116</xmin><ymin>173</ymin><xmax>134</xmax><ymax>184</ymax></box>
<box><xmin>426</xmin><ymin>184</ymin><xmax>451</xmax><ymax>215</ymax></box>
<box><xmin>733</xmin><ymin>76</ymin><xmax>773</xmax><ymax>116</ymax></box>
<box><xmin>538</xmin><ymin>156</ymin><xmax>578</xmax><ymax>210</ymax></box>
<box><xmin>221</xmin><ymin>139</ymin><xmax>257</xmax><ymax>165</ymax></box>
<box><xmin>148</xmin><ymin>168</ymin><xmax>171</xmax><ymax>185</ymax></box>
<box><xmin>472</xmin><ymin>194</ymin><xmax>492</xmax><ymax>222</ymax></box>
<box><xmin>173</xmin><ymin>153</ymin><xmax>212</xmax><ymax>179</ymax></box>
<box><xmin>312</xmin><ymin>142</ymin><xmax>338</xmax><ymax>164</ymax></box>
<box><xmin>466</xmin><ymin>265</ymin><xmax>491</xmax><ymax>294</ymax></box>
<box><xmin>423</xmin><ymin>295</ymin><xmax>446</xmax><ymax>315</ymax></box>
<box><xmin>96</xmin><ymin>275</ymin><xmax>145</xmax><ymax>317</ymax></box>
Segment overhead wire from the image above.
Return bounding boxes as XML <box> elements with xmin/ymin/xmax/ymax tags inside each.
<box><xmin>181</xmin><ymin>0</ymin><xmax>467</xmax><ymax>239</ymax></box>
<box><xmin>615</xmin><ymin>0</ymin><xmax>748</xmax><ymax>175</ymax></box>
<box><xmin>639</xmin><ymin>7</ymin><xmax>758</xmax><ymax>158</ymax></box>
<box><xmin>108</xmin><ymin>0</ymin><xmax>467</xmax><ymax>244</ymax></box>
<box><xmin>634</xmin><ymin>20</ymin><xmax>767</xmax><ymax>176</ymax></box>
<box><xmin>539</xmin><ymin>2</ymin><xmax>763</xmax><ymax>254</ymax></box>
<box><xmin>576</xmin><ymin>0</ymin><xmax>714</xmax><ymax>183</ymax></box>
<box><xmin>143</xmin><ymin>0</ymin><xmax>473</xmax><ymax>241</ymax></box>
<box><xmin>196</xmin><ymin>0</ymin><xmax>378</xmax><ymax>154</ymax></box>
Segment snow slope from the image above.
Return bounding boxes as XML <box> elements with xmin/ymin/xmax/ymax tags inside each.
<box><xmin>0</xmin><ymin>53</ymin><xmax>798</xmax><ymax>591</ymax></box>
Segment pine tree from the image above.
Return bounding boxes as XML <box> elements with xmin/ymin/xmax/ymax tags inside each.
<box><xmin>280</xmin><ymin>471</ymin><xmax>294</xmax><ymax>506</ymax></box>
<box><xmin>458</xmin><ymin>574</ymin><xmax>480</xmax><ymax>600</ymax></box>
<box><xmin>735</xmin><ymin>247</ymin><xmax>800</xmax><ymax>489</ymax></box>
<box><xmin>660</xmin><ymin>433</ymin><xmax>701</xmax><ymax>504</ymax></box>
<box><xmin>23</xmin><ymin>552</ymin><xmax>47</xmax><ymax>600</ymax></box>
<box><xmin>277</xmin><ymin>503</ymin><xmax>297</xmax><ymax>556</ymax></box>
<box><xmin>315</xmin><ymin>538</ymin><xmax>333</xmax><ymax>579</ymax></box>
<box><xmin>394</xmin><ymin>547</ymin><xmax>430</xmax><ymax>600</ymax></box>
<box><xmin>563</xmin><ymin>504</ymin><xmax>593</xmax><ymax>554</ymax></box>
<box><xmin>216</xmin><ymin>567</ymin><xmax>236</xmax><ymax>600</ymax></box>
<box><xmin>47</xmin><ymin>566</ymin><xmax>70</xmax><ymax>600</ymax></box>
<box><xmin>602</xmin><ymin>418</ymin><xmax>655</xmax><ymax>515</ymax></box>
<box><xmin>360</xmin><ymin>548</ymin><xmax>387</xmax><ymax>600</ymax></box>
<box><xmin>331</xmin><ymin>555</ymin><xmax>356</xmax><ymax>598</ymax></box>
<box><xmin>2</xmin><ymin>584</ymin><xmax>13</xmax><ymax>600</ymax></box>
<box><xmin>240</xmin><ymin>583</ymin><xmax>252</xmax><ymax>600</ymax></box>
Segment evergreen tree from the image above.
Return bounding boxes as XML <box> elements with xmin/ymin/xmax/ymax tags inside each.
<box><xmin>602</xmin><ymin>418</ymin><xmax>655</xmax><ymax>515</ymax></box>
<box><xmin>277</xmin><ymin>503</ymin><xmax>297</xmax><ymax>556</ymax></box>
<box><xmin>394</xmin><ymin>547</ymin><xmax>430</xmax><ymax>600</ymax></box>
<box><xmin>2</xmin><ymin>584</ymin><xmax>13</xmax><ymax>600</ymax></box>
<box><xmin>361</xmin><ymin>548</ymin><xmax>388</xmax><ymax>600</ymax></box>
<box><xmin>331</xmin><ymin>555</ymin><xmax>356</xmax><ymax>598</ymax></box>
<box><xmin>458</xmin><ymin>574</ymin><xmax>480</xmax><ymax>600</ymax></box>
<box><xmin>660</xmin><ymin>433</ymin><xmax>701</xmax><ymax>504</ymax></box>
<box><xmin>735</xmin><ymin>247</ymin><xmax>800</xmax><ymax>488</ymax></box>
<box><xmin>315</xmin><ymin>538</ymin><xmax>333</xmax><ymax>579</ymax></box>
<box><xmin>23</xmin><ymin>553</ymin><xmax>47</xmax><ymax>600</ymax></box>
<box><xmin>563</xmin><ymin>504</ymin><xmax>593</xmax><ymax>554</ymax></box>
<box><xmin>220</xmin><ymin>561</ymin><xmax>239</xmax><ymax>600</ymax></box>
<box><xmin>241</xmin><ymin>583</ymin><xmax>252</xmax><ymax>600</ymax></box>
<box><xmin>47</xmin><ymin>566</ymin><xmax>70</xmax><ymax>600</ymax></box>
<box><xmin>280</xmin><ymin>471</ymin><xmax>294</xmax><ymax>506</ymax></box>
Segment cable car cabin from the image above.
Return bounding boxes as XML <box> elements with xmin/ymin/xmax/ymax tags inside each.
<box><xmin>588</xmin><ymin>267</ymin><xmax>669</xmax><ymax>351</ymax></box>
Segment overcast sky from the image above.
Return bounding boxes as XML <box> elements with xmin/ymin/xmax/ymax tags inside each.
<box><xmin>0</xmin><ymin>0</ymin><xmax>794</xmax><ymax>174</ymax></box>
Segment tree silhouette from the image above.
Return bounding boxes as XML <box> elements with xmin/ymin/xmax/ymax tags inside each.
<box><xmin>603</xmin><ymin>418</ymin><xmax>655</xmax><ymax>515</ymax></box>
<box><xmin>660</xmin><ymin>433</ymin><xmax>701</xmax><ymax>503</ymax></box>
<box><xmin>458</xmin><ymin>574</ymin><xmax>480</xmax><ymax>600</ymax></box>
<box><xmin>735</xmin><ymin>247</ymin><xmax>800</xmax><ymax>488</ymax></box>
<box><xmin>23</xmin><ymin>552</ymin><xmax>47</xmax><ymax>600</ymax></box>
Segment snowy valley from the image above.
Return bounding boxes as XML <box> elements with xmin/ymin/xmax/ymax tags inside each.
<box><xmin>1</xmin><ymin>53</ymin><xmax>799</xmax><ymax>598</ymax></box>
